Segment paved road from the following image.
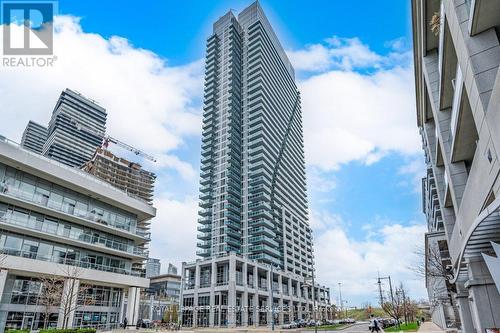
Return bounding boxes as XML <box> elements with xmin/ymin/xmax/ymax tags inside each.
<box><xmin>342</xmin><ymin>322</ymin><xmax>370</xmax><ymax>332</ymax></box>
<box><xmin>300</xmin><ymin>322</ymin><xmax>370</xmax><ymax>333</ymax></box>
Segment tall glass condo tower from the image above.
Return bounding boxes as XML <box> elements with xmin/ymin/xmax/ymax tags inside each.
<box><xmin>182</xmin><ymin>3</ymin><xmax>331</xmax><ymax>328</ymax></box>
<box><xmin>197</xmin><ymin>2</ymin><xmax>312</xmax><ymax>277</ymax></box>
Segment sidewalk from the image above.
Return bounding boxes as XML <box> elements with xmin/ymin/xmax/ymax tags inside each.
<box><xmin>417</xmin><ymin>322</ymin><xmax>446</xmax><ymax>333</ymax></box>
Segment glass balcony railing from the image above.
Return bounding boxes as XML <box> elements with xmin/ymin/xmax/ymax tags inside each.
<box><xmin>2</xmin><ymin>247</ymin><xmax>144</xmax><ymax>277</ymax></box>
<box><xmin>0</xmin><ymin>180</ymin><xmax>147</xmax><ymax>239</ymax></box>
<box><xmin>0</xmin><ymin>213</ymin><xmax>148</xmax><ymax>257</ymax></box>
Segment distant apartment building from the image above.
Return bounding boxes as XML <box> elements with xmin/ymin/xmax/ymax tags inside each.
<box><xmin>0</xmin><ymin>137</ymin><xmax>155</xmax><ymax>330</ymax></box>
<box><xmin>43</xmin><ymin>89</ymin><xmax>107</xmax><ymax>168</ymax></box>
<box><xmin>146</xmin><ymin>258</ymin><xmax>161</xmax><ymax>278</ymax></box>
<box><xmin>167</xmin><ymin>263</ymin><xmax>178</xmax><ymax>275</ymax></box>
<box><xmin>20</xmin><ymin>121</ymin><xmax>47</xmax><ymax>154</ymax></box>
<box><xmin>181</xmin><ymin>2</ymin><xmax>331</xmax><ymax>329</ymax></box>
<box><xmin>412</xmin><ymin>0</ymin><xmax>500</xmax><ymax>331</ymax></box>
<box><xmin>139</xmin><ymin>273</ymin><xmax>182</xmax><ymax>321</ymax></box>
<box><xmin>81</xmin><ymin>147</ymin><xmax>156</xmax><ymax>203</ymax></box>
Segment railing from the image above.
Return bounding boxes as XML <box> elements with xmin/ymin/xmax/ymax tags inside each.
<box><xmin>0</xmin><ymin>137</ymin><xmax>152</xmax><ymax>205</ymax></box>
<box><xmin>0</xmin><ymin>184</ymin><xmax>149</xmax><ymax>239</ymax></box>
<box><xmin>2</xmin><ymin>248</ymin><xmax>145</xmax><ymax>277</ymax></box>
<box><xmin>0</xmin><ymin>214</ymin><xmax>148</xmax><ymax>257</ymax></box>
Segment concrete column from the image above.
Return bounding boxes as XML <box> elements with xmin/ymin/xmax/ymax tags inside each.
<box><xmin>253</xmin><ymin>265</ymin><xmax>258</xmax><ymax>289</ymax></box>
<box><xmin>278</xmin><ymin>296</ymin><xmax>284</xmax><ymax>325</ymax></box>
<box><xmin>242</xmin><ymin>291</ymin><xmax>248</xmax><ymax>325</ymax></box>
<box><xmin>209</xmin><ymin>261</ymin><xmax>216</xmax><ymax>327</ymax></box>
<box><xmin>243</xmin><ymin>262</ymin><xmax>248</xmax><ymax>286</ymax></box>
<box><xmin>466</xmin><ymin>256</ymin><xmax>500</xmax><ymax>333</ymax></box>
<box><xmin>119</xmin><ymin>288</ymin><xmax>126</xmax><ymax>324</ymax></box>
<box><xmin>298</xmin><ymin>300</ymin><xmax>303</xmax><ymax>320</ymax></box>
<box><xmin>267</xmin><ymin>269</ymin><xmax>272</xmax><ymax>326</ymax></box>
<box><xmin>124</xmin><ymin>286</ymin><xmax>140</xmax><ymax>330</ymax></box>
<box><xmin>57</xmin><ymin>278</ymin><xmax>80</xmax><ymax>329</ymax></box>
<box><xmin>0</xmin><ymin>269</ymin><xmax>8</xmax><ymax>301</ymax></box>
<box><xmin>454</xmin><ymin>283</ymin><xmax>474</xmax><ymax>333</ymax></box>
<box><xmin>228</xmin><ymin>256</ymin><xmax>236</xmax><ymax>328</ymax></box>
<box><xmin>253</xmin><ymin>293</ymin><xmax>259</xmax><ymax>326</ymax></box>
<box><xmin>195</xmin><ymin>264</ymin><xmax>201</xmax><ymax>288</ymax></box>
<box><xmin>0</xmin><ymin>269</ymin><xmax>7</xmax><ymax>333</ymax></box>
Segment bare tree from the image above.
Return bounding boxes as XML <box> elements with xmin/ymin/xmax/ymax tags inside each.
<box><xmin>381</xmin><ymin>283</ymin><xmax>405</xmax><ymax>325</ymax></box>
<box><xmin>59</xmin><ymin>265</ymin><xmax>91</xmax><ymax>329</ymax></box>
<box><xmin>38</xmin><ymin>275</ymin><xmax>64</xmax><ymax>329</ymax></box>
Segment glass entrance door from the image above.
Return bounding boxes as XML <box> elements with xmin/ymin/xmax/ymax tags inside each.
<box><xmin>22</xmin><ymin>312</ymin><xmax>34</xmax><ymax>330</ymax></box>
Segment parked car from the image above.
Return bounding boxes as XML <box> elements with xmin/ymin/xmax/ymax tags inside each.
<box><xmin>296</xmin><ymin>319</ymin><xmax>307</xmax><ymax>327</ymax></box>
<box><xmin>281</xmin><ymin>322</ymin><xmax>297</xmax><ymax>329</ymax></box>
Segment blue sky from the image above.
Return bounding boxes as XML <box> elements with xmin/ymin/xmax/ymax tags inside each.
<box><xmin>0</xmin><ymin>0</ymin><xmax>427</xmax><ymax>307</ymax></box>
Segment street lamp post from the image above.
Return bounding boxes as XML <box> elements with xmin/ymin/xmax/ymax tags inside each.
<box><xmin>338</xmin><ymin>283</ymin><xmax>343</xmax><ymax>319</ymax></box>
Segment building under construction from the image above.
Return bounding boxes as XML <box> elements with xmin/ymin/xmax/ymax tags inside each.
<box><xmin>82</xmin><ymin>147</ymin><xmax>156</xmax><ymax>203</ymax></box>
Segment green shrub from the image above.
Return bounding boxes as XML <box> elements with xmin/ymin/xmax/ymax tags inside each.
<box><xmin>6</xmin><ymin>329</ymin><xmax>30</xmax><ymax>333</ymax></box>
<box><xmin>35</xmin><ymin>328</ymin><xmax>97</xmax><ymax>333</ymax></box>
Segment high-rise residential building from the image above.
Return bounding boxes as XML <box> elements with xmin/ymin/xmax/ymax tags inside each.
<box><xmin>20</xmin><ymin>121</ymin><xmax>48</xmax><ymax>154</ymax></box>
<box><xmin>181</xmin><ymin>2</ymin><xmax>331</xmax><ymax>328</ymax></box>
<box><xmin>139</xmin><ymin>272</ymin><xmax>181</xmax><ymax>321</ymax></box>
<box><xmin>412</xmin><ymin>0</ymin><xmax>500</xmax><ymax>331</ymax></box>
<box><xmin>146</xmin><ymin>258</ymin><xmax>161</xmax><ymax>278</ymax></box>
<box><xmin>81</xmin><ymin>147</ymin><xmax>156</xmax><ymax>203</ymax></box>
<box><xmin>0</xmin><ymin>137</ymin><xmax>155</xmax><ymax>330</ymax></box>
<box><xmin>167</xmin><ymin>263</ymin><xmax>178</xmax><ymax>275</ymax></box>
<box><xmin>43</xmin><ymin>89</ymin><xmax>107</xmax><ymax>168</ymax></box>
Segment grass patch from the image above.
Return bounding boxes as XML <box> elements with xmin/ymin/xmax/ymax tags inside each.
<box><xmin>306</xmin><ymin>324</ymin><xmax>347</xmax><ymax>330</ymax></box>
<box><xmin>385</xmin><ymin>322</ymin><xmax>419</xmax><ymax>332</ymax></box>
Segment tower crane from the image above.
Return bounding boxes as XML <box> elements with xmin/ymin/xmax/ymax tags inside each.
<box><xmin>68</xmin><ymin>117</ymin><xmax>157</xmax><ymax>162</ymax></box>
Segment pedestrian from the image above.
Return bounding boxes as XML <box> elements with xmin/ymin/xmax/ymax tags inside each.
<box><xmin>123</xmin><ymin>317</ymin><xmax>128</xmax><ymax>329</ymax></box>
<box><xmin>370</xmin><ymin>314</ymin><xmax>380</xmax><ymax>333</ymax></box>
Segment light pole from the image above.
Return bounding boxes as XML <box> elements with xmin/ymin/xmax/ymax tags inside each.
<box><xmin>338</xmin><ymin>283</ymin><xmax>343</xmax><ymax>319</ymax></box>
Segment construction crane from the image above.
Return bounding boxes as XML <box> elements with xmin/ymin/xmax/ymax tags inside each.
<box><xmin>68</xmin><ymin>116</ymin><xmax>157</xmax><ymax>162</ymax></box>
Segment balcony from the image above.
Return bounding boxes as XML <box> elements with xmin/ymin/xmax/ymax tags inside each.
<box><xmin>469</xmin><ymin>0</ymin><xmax>500</xmax><ymax>36</ymax></box>
<box><xmin>1</xmin><ymin>247</ymin><xmax>144</xmax><ymax>277</ymax></box>
<box><xmin>197</xmin><ymin>241</ymin><xmax>211</xmax><ymax>248</ymax></box>
<box><xmin>197</xmin><ymin>224</ymin><xmax>211</xmax><ymax>233</ymax></box>
<box><xmin>449</xmin><ymin>65</ymin><xmax>479</xmax><ymax>164</ymax></box>
<box><xmin>196</xmin><ymin>249</ymin><xmax>211</xmax><ymax>257</ymax></box>
<box><xmin>0</xmin><ymin>184</ymin><xmax>146</xmax><ymax>240</ymax></box>
<box><xmin>0</xmin><ymin>214</ymin><xmax>148</xmax><ymax>258</ymax></box>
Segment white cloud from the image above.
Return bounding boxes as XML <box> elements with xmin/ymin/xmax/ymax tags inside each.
<box><xmin>149</xmin><ymin>195</ymin><xmax>198</xmax><ymax>272</ymax></box>
<box><xmin>301</xmin><ymin>67</ymin><xmax>420</xmax><ymax>171</ymax></box>
<box><xmin>398</xmin><ymin>157</ymin><xmax>427</xmax><ymax>193</ymax></box>
<box><xmin>0</xmin><ymin>16</ymin><xmax>203</xmax><ymax>179</ymax></box>
<box><xmin>287</xmin><ymin>36</ymin><xmax>421</xmax><ymax>172</ymax></box>
<box><xmin>312</xmin><ymin>211</ymin><xmax>427</xmax><ymax>305</ymax></box>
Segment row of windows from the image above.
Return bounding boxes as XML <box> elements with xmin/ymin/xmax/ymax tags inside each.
<box><xmin>0</xmin><ymin>230</ymin><xmax>140</xmax><ymax>276</ymax></box>
<box><xmin>0</xmin><ymin>163</ymin><xmax>138</xmax><ymax>233</ymax></box>
<box><xmin>0</xmin><ymin>203</ymin><xmax>137</xmax><ymax>254</ymax></box>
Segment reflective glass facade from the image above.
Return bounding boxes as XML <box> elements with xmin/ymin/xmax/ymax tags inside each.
<box><xmin>197</xmin><ymin>2</ymin><xmax>313</xmax><ymax>277</ymax></box>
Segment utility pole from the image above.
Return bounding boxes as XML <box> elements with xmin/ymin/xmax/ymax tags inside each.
<box><xmin>378</xmin><ymin>275</ymin><xmax>400</xmax><ymax>329</ymax></box>
<box><xmin>401</xmin><ymin>287</ymin><xmax>407</xmax><ymax>324</ymax></box>
<box><xmin>377</xmin><ymin>273</ymin><xmax>384</xmax><ymax>307</ymax></box>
